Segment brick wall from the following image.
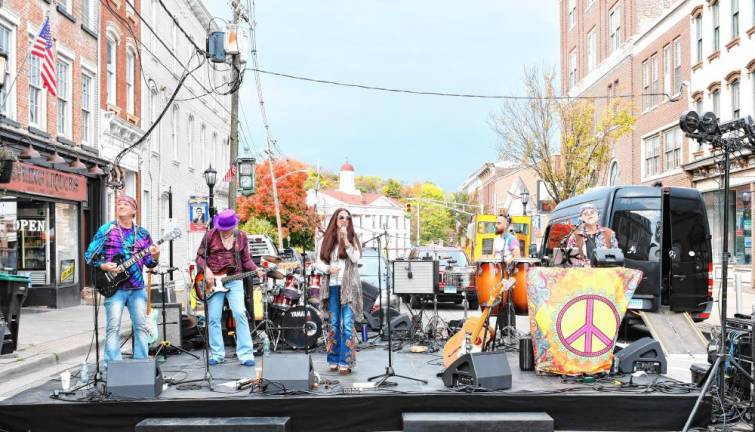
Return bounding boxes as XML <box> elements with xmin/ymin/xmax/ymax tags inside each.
<box><xmin>100</xmin><ymin>0</ymin><xmax>141</xmax><ymax>127</ymax></box>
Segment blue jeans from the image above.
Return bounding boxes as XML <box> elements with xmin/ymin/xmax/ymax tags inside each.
<box><xmin>104</xmin><ymin>288</ymin><xmax>149</xmax><ymax>368</ymax></box>
<box><xmin>327</xmin><ymin>285</ymin><xmax>357</xmax><ymax>368</ymax></box>
<box><xmin>207</xmin><ymin>279</ymin><xmax>254</xmax><ymax>363</ymax></box>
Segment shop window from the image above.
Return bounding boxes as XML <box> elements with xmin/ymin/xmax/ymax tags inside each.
<box><xmin>55</xmin><ymin>203</ymin><xmax>79</xmax><ymax>284</ymax></box>
<box><xmin>16</xmin><ymin>202</ymin><xmax>50</xmax><ymax>285</ymax></box>
<box><xmin>0</xmin><ymin>201</ymin><xmax>18</xmax><ymax>271</ymax></box>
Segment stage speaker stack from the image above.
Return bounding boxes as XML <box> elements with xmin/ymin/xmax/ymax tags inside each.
<box><xmin>442</xmin><ymin>351</ymin><xmax>512</xmax><ymax>390</ymax></box>
<box><xmin>150</xmin><ymin>303</ymin><xmax>183</xmax><ymax>349</ymax></box>
<box><xmin>262</xmin><ymin>353</ymin><xmax>313</xmax><ymax>394</ymax></box>
<box><xmin>614</xmin><ymin>337</ymin><xmax>667</xmax><ymax>375</ymax></box>
<box><xmin>107</xmin><ymin>358</ymin><xmax>164</xmax><ymax>398</ymax></box>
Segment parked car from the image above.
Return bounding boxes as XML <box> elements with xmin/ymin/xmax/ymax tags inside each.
<box><xmin>540</xmin><ymin>185</ymin><xmax>713</xmax><ymax>322</ymax></box>
<box><xmin>248</xmin><ymin>234</ymin><xmax>279</xmax><ymax>265</ymax></box>
<box><xmin>405</xmin><ymin>246</ymin><xmax>478</xmax><ymax>309</ymax></box>
<box><xmin>359</xmin><ymin>247</ymin><xmax>396</xmax><ymax>309</ymax></box>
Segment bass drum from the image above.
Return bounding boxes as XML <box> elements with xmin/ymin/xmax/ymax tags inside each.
<box><xmin>280</xmin><ymin>305</ymin><xmax>322</xmax><ymax>350</ymax></box>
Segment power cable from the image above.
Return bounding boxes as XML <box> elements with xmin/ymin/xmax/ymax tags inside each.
<box><xmin>248</xmin><ymin>0</ymin><xmax>281</xmax><ymax>156</ymax></box>
<box><xmin>157</xmin><ymin>0</ymin><xmax>205</xmax><ymax>54</ymax></box>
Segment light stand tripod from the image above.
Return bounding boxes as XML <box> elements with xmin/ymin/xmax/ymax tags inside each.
<box><xmin>369</xmin><ymin>230</ymin><xmax>428</xmax><ymax>387</ymax></box>
<box><xmin>149</xmin><ymin>267</ymin><xmax>198</xmax><ymax>360</ymax></box>
<box><xmin>679</xmin><ymin>112</ymin><xmax>755</xmax><ymax>431</ymax></box>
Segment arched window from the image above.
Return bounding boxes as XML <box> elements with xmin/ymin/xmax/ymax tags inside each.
<box><xmin>608</xmin><ymin>160</ymin><xmax>619</xmax><ymax>186</ymax></box>
<box><xmin>187</xmin><ymin>114</ymin><xmax>195</xmax><ymax>168</ymax></box>
<box><xmin>105</xmin><ymin>36</ymin><xmax>117</xmax><ymax>105</ymax></box>
<box><xmin>171</xmin><ymin>105</ymin><xmax>179</xmax><ymax>161</ymax></box>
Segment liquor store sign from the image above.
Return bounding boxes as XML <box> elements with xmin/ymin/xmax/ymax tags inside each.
<box><xmin>4</xmin><ymin>162</ymin><xmax>87</xmax><ymax>202</ymax></box>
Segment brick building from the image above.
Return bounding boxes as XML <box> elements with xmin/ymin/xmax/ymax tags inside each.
<box><xmin>560</xmin><ymin>0</ymin><xmax>694</xmax><ymax>188</ymax></box>
<box><xmin>0</xmin><ymin>0</ymin><xmax>109</xmax><ymax>307</ymax></box>
<box><xmin>99</xmin><ymin>0</ymin><xmax>143</xmax><ymax>219</ymax></box>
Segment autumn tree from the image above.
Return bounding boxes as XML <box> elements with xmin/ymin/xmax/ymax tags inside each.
<box><xmin>490</xmin><ymin>66</ymin><xmax>634</xmax><ymax>203</ymax></box>
<box><xmin>405</xmin><ymin>182</ymin><xmax>454</xmax><ymax>245</ymax></box>
<box><xmin>237</xmin><ymin>158</ymin><xmax>318</xmax><ymax>248</ymax></box>
<box><xmin>355</xmin><ymin>175</ymin><xmax>383</xmax><ymax>194</ymax></box>
<box><xmin>382</xmin><ymin>179</ymin><xmax>402</xmax><ymax>199</ymax></box>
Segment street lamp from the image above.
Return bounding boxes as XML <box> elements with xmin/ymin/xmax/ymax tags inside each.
<box><xmin>204</xmin><ymin>164</ymin><xmax>217</xmax><ymax>227</ymax></box>
<box><xmin>520</xmin><ymin>191</ymin><xmax>530</xmax><ymax>216</ymax></box>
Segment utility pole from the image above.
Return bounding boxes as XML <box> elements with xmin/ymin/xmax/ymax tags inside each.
<box><xmin>268</xmin><ymin>148</ymin><xmax>284</xmax><ymax>250</ymax></box>
<box><xmin>228</xmin><ymin>8</ymin><xmax>240</xmax><ymax>209</ymax></box>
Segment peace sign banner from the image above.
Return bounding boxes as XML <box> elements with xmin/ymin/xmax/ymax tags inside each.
<box><xmin>525</xmin><ymin>267</ymin><xmax>642</xmax><ymax>376</ymax></box>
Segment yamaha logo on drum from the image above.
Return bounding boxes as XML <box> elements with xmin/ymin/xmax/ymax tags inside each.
<box><xmin>290</xmin><ymin>310</ymin><xmax>307</xmax><ymax>318</ymax></box>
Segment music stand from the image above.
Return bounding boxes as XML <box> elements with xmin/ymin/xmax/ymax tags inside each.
<box><xmin>149</xmin><ymin>267</ymin><xmax>198</xmax><ymax>360</ymax></box>
<box><xmin>368</xmin><ymin>231</ymin><xmax>428</xmax><ymax>387</ymax></box>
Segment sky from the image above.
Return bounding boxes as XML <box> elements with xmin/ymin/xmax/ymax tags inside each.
<box><xmin>204</xmin><ymin>1</ymin><xmax>560</xmax><ymax>191</ymax></box>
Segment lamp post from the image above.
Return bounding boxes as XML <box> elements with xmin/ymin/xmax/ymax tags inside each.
<box><xmin>204</xmin><ymin>165</ymin><xmax>217</xmax><ymax>228</ymax></box>
<box><xmin>520</xmin><ymin>191</ymin><xmax>530</xmax><ymax>216</ymax></box>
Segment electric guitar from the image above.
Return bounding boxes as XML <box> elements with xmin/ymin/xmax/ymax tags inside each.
<box><xmin>93</xmin><ymin>227</ymin><xmax>182</xmax><ymax>298</ymax></box>
<box><xmin>443</xmin><ymin>277</ymin><xmax>515</xmax><ymax>368</ymax></box>
<box><xmin>193</xmin><ymin>267</ymin><xmax>262</xmax><ymax>301</ymax></box>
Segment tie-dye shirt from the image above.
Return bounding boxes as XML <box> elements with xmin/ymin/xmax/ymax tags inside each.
<box><xmin>84</xmin><ymin>221</ymin><xmax>159</xmax><ymax>290</ymax></box>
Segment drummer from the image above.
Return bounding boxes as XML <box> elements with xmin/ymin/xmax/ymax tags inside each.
<box><xmin>493</xmin><ymin>211</ymin><xmax>521</xmax><ymax>265</ymax></box>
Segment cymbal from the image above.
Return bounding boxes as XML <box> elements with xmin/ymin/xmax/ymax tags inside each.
<box><xmin>266</xmin><ymin>269</ymin><xmax>285</xmax><ymax>280</ymax></box>
<box><xmin>262</xmin><ymin>255</ymin><xmax>282</xmax><ymax>264</ymax></box>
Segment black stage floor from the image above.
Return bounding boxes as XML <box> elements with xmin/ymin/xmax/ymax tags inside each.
<box><xmin>0</xmin><ymin>341</ymin><xmax>711</xmax><ymax>431</ymax></box>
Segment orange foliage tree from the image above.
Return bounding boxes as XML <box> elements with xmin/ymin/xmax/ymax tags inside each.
<box><xmin>236</xmin><ymin>158</ymin><xmax>318</xmax><ymax>248</ymax></box>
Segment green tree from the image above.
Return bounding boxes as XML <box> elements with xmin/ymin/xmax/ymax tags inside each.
<box><xmin>303</xmin><ymin>169</ymin><xmax>336</xmax><ymax>192</ymax></box>
<box><xmin>382</xmin><ymin>179</ymin><xmax>402</xmax><ymax>198</ymax></box>
<box><xmin>408</xmin><ymin>182</ymin><xmax>454</xmax><ymax>245</ymax></box>
<box><xmin>240</xmin><ymin>216</ymin><xmax>279</xmax><ymax>245</ymax></box>
<box><xmin>355</xmin><ymin>175</ymin><xmax>383</xmax><ymax>194</ymax></box>
<box><xmin>491</xmin><ymin>66</ymin><xmax>634</xmax><ymax>203</ymax></box>
<box><xmin>447</xmin><ymin>191</ymin><xmax>477</xmax><ymax>246</ymax></box>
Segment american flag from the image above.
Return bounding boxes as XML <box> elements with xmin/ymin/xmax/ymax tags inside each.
<box><xmin>222</xmin><ymin>164</ymin><xmax>237</xmax><ymax>182</ymax></box>
<box><xmin>31</xmin><ymin>17</ymin><xmax>56</xmax><ymax>97</ymax></box>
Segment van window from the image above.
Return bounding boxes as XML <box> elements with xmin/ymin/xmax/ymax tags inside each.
<box><xmin>669</xmin><ymin>196</ymin><xmax>710</xmax><ymax>263</ymax></box>
<box><xmin>612</xmin><ymin>197</ymin><xmax>661</xmax><ymax>261</ymax></box>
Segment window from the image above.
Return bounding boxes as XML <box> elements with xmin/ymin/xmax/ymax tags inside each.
<box><xmin>126</xmin><ymin>49</ymin><xmax>135</xmax><ymax>114</ymax></box>
<box><xmin>60</xmin><ymin>0</ymin><xmax>72</xmax><ymax>13</ymax></box>
<box><xmin>713</xmin><ymin>2</ymin><xmax>720</xmax><ymax>51</ymax></box>
<box><xmin>200</xmin><ymin>124</ymin><xmax>206</xmax><ymax>164</ymax></box>
<box><xmin>608</xmin><ymin>161</ymin><xmax>619</xmax><ymax>185</ymax></box>
<box><xmin>587</xmin><ymin>0</ymin><xmax>595</xmax><ymax>9</ymax></box>
<box><xmin>28</xmin><ymin>44</ymin><xmax>43</xmax><ymax>127</ymax></box>
<box><xmin>712</xmin><ymin>88</ymin><xmax>720</xmax><ymax>116</ymax></box>
<box><xmin>731</xmin><ymin>79</ymin><xmax>740</xmax><ymax>118</ymax></box>
<box><xmin>569</xmin><ymin>49</ymin><xmax>577</xmax><ymax>89</ymax></box>
<box><xmin>56</xmin><ymin>60</ymin><xmax>70</xmax><ymax>137</ymax></box>
<box><xmin>171</xmin><ymin>106</ymin><xmax>178</xmax><ymax>161</ymax></box>
<box><xmin>55</xmin><ymin>203</ymin><xmax>79</xmax><ymax>285</ymax></box>
<box><xmin>81</xmin><ymin>74</ymin><xmax>92</xmax><ymax>144</ymax></box>
<box><xmin>663</xmin><ymin>44</ymin><xmax>671</xmax><ymax>97</ymax></box>
<box><xmin>664</xmin><ymin>127</ymin><xmax>681</xmax><ymax>171</ymax></box>
<box><xmin>568</xmin><ymin>0</ymin><xmax>576</xmax><ymax>29</ymax></box>
<box><xmin>651</xmin><ymin>54</ymin><xmax>659</xmax><ymax>106</ymax></box>
<box><xmin>587</xmin><ymin>29</ymin><xmax>596</xmax><ymax>72</ymax></box>
<box><xmin>732</xmin><ymin>0</ymin><xmax>739</xmax><ymax>38</ymax></box>
<box><xmin>695</xmin><ymin>97</ymin><xmax>704</xmax><ymax>115</ymax></box>
<box><xmin>609</xmin><ymin>6</ymin><xmax>621</xmax><ymax>52</ymax></box>
<box><xmin>644</xmin><ymin>134</ymin><xmax>660</xmax><ymax>176</ymax></box>
<box><xmin>673</xmin><ymin>38</ymin><xmax>682</xmax><ymax>94</ymax></box>
<box><xmin>150</xmin><ymin>0</ymin><xmax>158</xmax><ymax>51</ymax></box>
<box><xmin>82</xmin><ymin>0</ymin><xmax>96</xmax><ymax>29</ymax></box>
<box><xmin>187</xmin><ymin>115</ymin><xmax>194</xmax><ymax>168</ymax></box>
<box><xmin>642</xmin><ymin>55</ymin><xmax>658</xmax><ymax>110</ymax></box>
<box><xmin>106</xmin><ymin>37</ymin><xmax>116</xmax><ymax>105</ymax></box>
<box><xmin>695</xmin><ymin>15</ymin><xmax>703</xmax><ymax>63</ymax></box>
<box><xmin>0</xmin><ymin>23</ymin><xmax>13</xmax><ymax>117</ymax></box>
<box><xmin>149</xmin><ymin>89</ymin><xmax>158</xmax><ymax>151</ymax></box>
<box><xmin>171</xmin><ymin>23</ymin><xmax>177</xmax><ymax>70</ymax></box>
<box><xmin>212</xmin><ymin>133</ymin><xmax>218</xmax><ymax>171</ymax></box>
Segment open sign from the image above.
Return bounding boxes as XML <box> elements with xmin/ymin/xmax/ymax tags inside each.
<box><xmin>15</xmin><ymin>219</ymin><xmax>46</xmax><ymax>232</ymax></box>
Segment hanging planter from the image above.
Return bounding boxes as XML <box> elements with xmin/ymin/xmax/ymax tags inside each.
<box><xmin>0</xmin><ymin>147</ymin><xmax>16</xmax><ymax>184</ymax></box>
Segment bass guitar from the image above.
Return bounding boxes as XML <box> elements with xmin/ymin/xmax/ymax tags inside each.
<box><xmin>443</xmin><ymin>277</ymin><xmax>515</xmax><ymax>368</ymax></box>
<box><xmin>93</xmin><ymin>227</ymin><xmax>182</xmax><ymax>298</ymax></box>
<box><xmin>193</xmin><ymin>267</ymin><xmax>262</xmax><ymax>301</ymax></box>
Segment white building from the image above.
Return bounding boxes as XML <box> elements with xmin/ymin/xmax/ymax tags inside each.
<box><xmin>140</xmin><ymin>0</ymin><xmax>231</xmax><ymax>279</ymax></box>
<box><xmin>308</xmin><ymin>162</ymin><xmax>411</xmax><ymax>259</ymax></box>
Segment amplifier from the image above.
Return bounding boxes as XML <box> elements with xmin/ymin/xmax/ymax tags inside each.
<box><xmin>392</xmin><ymin>260</ymin><xmax>438</xmax><ymax>296</ymax></box>
<box><xmin>442</xmin><ymin>351</ymin><xmax>512</xmax><ymax>390</ymax></box>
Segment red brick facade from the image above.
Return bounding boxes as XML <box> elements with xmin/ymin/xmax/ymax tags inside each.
<box><xmin>100</xmin><ymin>0</ymin><xmax>141</xmax><ymax>126</ymax></box>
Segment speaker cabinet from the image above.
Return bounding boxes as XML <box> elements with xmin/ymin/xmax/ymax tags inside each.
<box><xmin>442</xmin><ymin>351</ymin><xmax>512</xmax><ymax>390</ymax></box>
<box><xmin>392</xmin><ymin>260</ymin><xmax>438</xmax><ymax>296</ymax></box>
<box><xmin>150</xmin><ymin>303</ymin><xmax>183</xmax><ymax>349</ymax></box>
<box><xmin>262</xmin><ymin>353</ymin><xmax>313</xmax><ymax>394</ymax></box>
<box><xmin>107</xmin><ymin>358</ymin><xmax>164</xmax><ymax>398</ymax></box>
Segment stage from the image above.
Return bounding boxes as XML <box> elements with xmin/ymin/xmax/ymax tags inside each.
<box><xmin>0</xmin><ymin>340</ymin><xmax>711</xmax><ymax>432</ymax></box>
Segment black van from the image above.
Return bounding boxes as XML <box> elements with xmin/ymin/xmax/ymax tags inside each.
<box><xmin>539</xmin><ymin>185</ymin><xmax>713</xmax><ymax>321</ymax></box>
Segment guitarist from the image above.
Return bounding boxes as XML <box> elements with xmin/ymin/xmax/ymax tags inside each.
<box><xmin>195</xmin><ymin>209</ymin><xmax>264</xmax><ymax>366</ymax></box>
<box><xmin>84</xmin><ymin>195</ymin><xmax>160</xmax><ymax>368</ymax></box>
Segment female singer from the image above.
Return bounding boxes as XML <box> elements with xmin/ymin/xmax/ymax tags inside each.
<box><xmin>316</xmin><ymin>208</ymin><xmax>363</xmax><ymax>375</ymax></box>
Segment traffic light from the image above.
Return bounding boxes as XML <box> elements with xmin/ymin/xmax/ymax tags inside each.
<box><xmin>237</xmin><ymin>156</ymin><xmax>256</xmax><ymax>197</ymax></box>
<box><xmin>405</xmin><ymin>203</ymin><xmax>412</xmax><ymax>213</ymax></box>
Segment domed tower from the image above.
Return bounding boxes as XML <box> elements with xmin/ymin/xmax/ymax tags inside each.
<box><xmin>338</xmin><ymin>161</ymin><xmax>359</xmax><ymax>195</ymax></box>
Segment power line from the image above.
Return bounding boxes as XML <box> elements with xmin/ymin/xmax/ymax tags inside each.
<box><xmin>243</xmin><ymin>67</ymin><xmax>680</xmax><ymax>102</ymax></box>
<box><xmin>248</xmin><ymin>0</ymin><xmax>281</xmax><ymax>156</ymax></box>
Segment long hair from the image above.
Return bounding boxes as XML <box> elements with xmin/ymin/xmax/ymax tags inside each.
<box><xmin>319</xmin><ymin>208</ymin><xmax>360</xmax><ymax>263</ymax></box>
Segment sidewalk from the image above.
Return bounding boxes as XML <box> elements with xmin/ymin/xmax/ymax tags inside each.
<box><xmin>0</xmin><ymin>302</ymin><xmax>131</xmax><ymax>386</ymax></box>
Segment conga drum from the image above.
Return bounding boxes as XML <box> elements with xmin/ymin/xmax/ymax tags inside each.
<box><xmin>509</xmin><ymin>258</ymin><xmax>540</xmax><ymax>315</ymax></box>
<box><xmin>475</xmin><ymin>259</ymin><xmax>504</xmax><ymax>313</ymax></box>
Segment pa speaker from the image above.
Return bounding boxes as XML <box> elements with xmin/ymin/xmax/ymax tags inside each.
<box><xmin>442</xmin><ymin>351</ymin><xmax>512</xmax><ymax>390</ymax></box>
<box><xmin>262</xmin><ymin>353</ymin><xmax>313</xmax><ymax>394</ymax></box>
<box><xmin>615</xmin><ymin>337</ymin><xmax>667</xmax><ymax>374</ymax></box>
<box><xmin>107</xmin><ymin>358</ymin><xmax>164</xmax><ymax>398</ymax></box>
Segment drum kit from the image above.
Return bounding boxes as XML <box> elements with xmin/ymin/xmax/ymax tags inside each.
<box><xmin>219</xmin><ymin>255</ymin><xmax>326</xmax><ymax>351</ymax></box>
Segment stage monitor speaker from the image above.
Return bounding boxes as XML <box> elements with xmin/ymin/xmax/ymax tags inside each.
<box><xmin>614</xmin><ymin>337</ymin><xmax>667</xmax><ymax>374</ymax></box>
<box><xmin>262</xmin><ymin>353</ymin><xmax>313</xmax><ymax>394</ymax></box>
<box><xmin>363</xmin><ymin>306</ymin><xmax>401</xmax><ymax>331</ymax></box>
<box><xmin>107</xmin><ymin>358</ymin><xmax>164</xmax><ymax>399</ymax></box>
<box><xmin>442</xmin><ymin>351</ymin><xmax>512</xmax><ymax>390</ymax></box>
<box><xmin>392</xmin><ymin>260</ymin><xmax>438</xmax><ymax>296</ymax></box>
<box><xmin>150</xmin><ymin>302</ymin><xmax>183</xmax><ymax>349</ymax></box>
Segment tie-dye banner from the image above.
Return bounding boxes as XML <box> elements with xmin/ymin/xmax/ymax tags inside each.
<box><xmin>526</xmin><ymin>267</ymin><xmax>642</xmax><ymax>375</ymax></box>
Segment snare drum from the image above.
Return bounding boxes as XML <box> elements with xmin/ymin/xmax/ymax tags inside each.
<box><xmin>508</xmin><ymin>258</ymin><xmax>540</xmax><ymax>315</ymax></box>
<box><xmin>282</xmin><ymin>274</ymin><xmax>302</xmax><ymax>300</ymax></box>
<box><xmin>272</xmin><ymin>292</ymin><xmax>297</xmax><ymax>310</ymax></box>
<box><xmin>475</xmin><ymin>259</ymin><xmax>504</xmax><ymax>312</ymax></box>
<box><xmin>306</xmin><ymin>272</ymin><xmax>323</xmax><ymax>305</ymax></box>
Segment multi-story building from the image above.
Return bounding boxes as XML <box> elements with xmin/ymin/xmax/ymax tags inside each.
<box><xmin>0</xmin><ymin>0</ymin><xmax>109</xmax><ymax>307</ymax></box>
<box><xmin>99</xmin><ymin>0</ymin><xmax>144</xmax><ymax>217</ymax></box>
<box><xmin>561</xmin><ymin>0</ymin><xmax>693</xmax><ymax>188</ymax></box>
<box><xmin>683</xmin><ymin>0</ymin><xmax>755</xmax><ymax>273</ymax></box>
<box><xmin>308</xmin><ymin>162</ymin><xmax>410</xmax><ymax>259</ymax></box>
<box><xmin>139</xmin><ymin>0</ymin><xmax>231</xmax><ymax>285</ymax></box>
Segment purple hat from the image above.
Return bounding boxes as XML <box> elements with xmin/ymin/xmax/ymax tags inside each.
<box><xmin>214</xmin><ymin>209</ymin><xmax>240</xmax><ymax>231</ymax></box>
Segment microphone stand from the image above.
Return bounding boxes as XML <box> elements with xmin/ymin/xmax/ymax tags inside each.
<box><xmin>368</xmin><ymin>230</ymin><xmax>427</xmax><ymax>388</ymax></box>
<box><xmin>149</xmin><ymin>266</ymin><xmax>198</xmax><ymax>359</ymax></box>
<box><xmin>362</xmin><ymin>232</ymin><xmax>386</xmax><ymax>335</ymax></box>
